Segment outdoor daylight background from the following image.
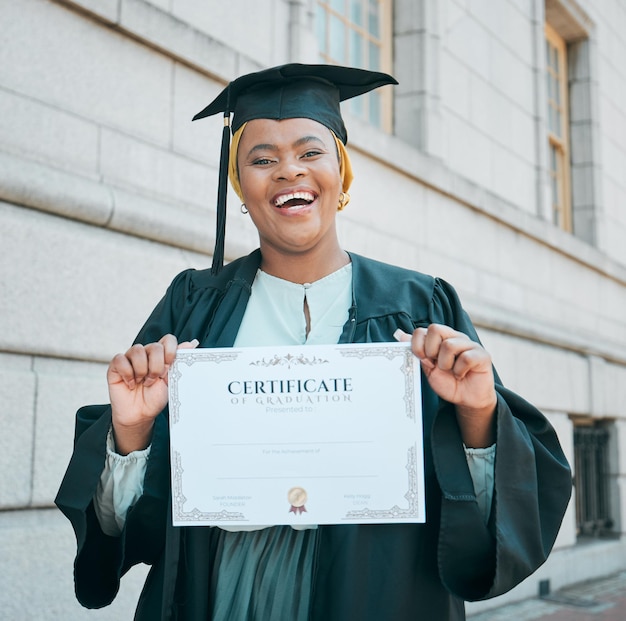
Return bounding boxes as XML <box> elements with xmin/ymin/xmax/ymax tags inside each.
<box><xmin>1</xmin><ymin>0</ymin><xmax>626</xmax><ymax>618</ymax></box>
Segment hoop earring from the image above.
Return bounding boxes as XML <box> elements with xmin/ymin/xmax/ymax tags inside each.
<box><xmin>337</xmin><ymin>192</ymin><xmax>350</xmax><ymax>211</ymax></box>
<box><xmin>241</xmin><ymin>204</ymin><xmax>248</xmax><ymax>214</ymax></box>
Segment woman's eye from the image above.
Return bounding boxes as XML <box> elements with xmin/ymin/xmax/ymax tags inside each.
<box><xmin>252</xmin><ymin>158</ymin><xmax>273</xmax><ymax>166</ymax></box>
<box><xmin>302</xmin><ymin>150</ymin><xmax>322</xmax><ymax>158</ymax></box>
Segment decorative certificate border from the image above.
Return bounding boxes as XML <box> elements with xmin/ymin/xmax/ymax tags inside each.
<box><xmin>339</xmin><ymin>346</ymin><xmax>417</xmax><ymax>421</ymax></box>
<box><xmin>338</xmin><ymin>346</ymin><xmax>421</xmax><ymax>520</ymax></box>
<box><xmin>342</xmin><ymin>445</ymin><xmax>420</xmax><ymax>521</ymax></box>
<box><xmin>249</xmin><ymin>353</ymin><xmax>329</xmax><ymax>369</ymax></box>
<box><xmin>172</xmin><ymin>450</ymin><xmax>248</xmax><ymax>523</ymax></box>
<box><xmin>169</xmin><ymin>343</ymin><xmax>423</xmax><ymax>525</ymax></box>
<box><xmin>172</xmin><ymin>447</ymin><xmax>420</xmax><ymax>524</ymax></box>
<box><xmin>169</xmin><ymin>351</ymin><xmax>240</xmax><ymax>424</ymax></box>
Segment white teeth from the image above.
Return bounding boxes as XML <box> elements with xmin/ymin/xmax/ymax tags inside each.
<box><xmin>274</xmin><ymin>191</ymin><xmax>315</xmax><ymax>206</ymax></box>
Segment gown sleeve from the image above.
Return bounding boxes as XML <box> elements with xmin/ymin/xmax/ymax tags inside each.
<box><xmin>429</xmin><ymin>278</ymin><xmax>572</xmax><ymax>600</ymax></box>
<box><xmin>55</xmin><ymin>404</ymin><xmax>171</xmax><ymax>608</ymax></box>
<box><xmin>54</xmin><ymin>271</ymin><xmax>194</xmax><ymax>609</ymax></box>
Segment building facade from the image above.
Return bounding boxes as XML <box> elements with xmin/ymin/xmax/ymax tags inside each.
<box><xmin>1</xmin><ymin>0</ymin><xmax>625</xmax><ymax>617</ymax></box>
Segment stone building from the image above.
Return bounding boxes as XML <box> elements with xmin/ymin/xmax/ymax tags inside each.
<box><xmin>1</xmin><ymin>0</ymin><xmax>625</xmax><ymax>617</ymax></box>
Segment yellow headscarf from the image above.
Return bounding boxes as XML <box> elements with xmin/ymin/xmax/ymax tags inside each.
<box><xmin>228</xmin><ymin>122</ymin><xmax>354</xmax><ymax>204</ymax></box>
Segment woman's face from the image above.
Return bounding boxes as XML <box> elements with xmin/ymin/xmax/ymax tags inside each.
<box><xmin>237</xmin><ymin>117</ymin><xmax>343</xmax><ymax>259</ymax></box>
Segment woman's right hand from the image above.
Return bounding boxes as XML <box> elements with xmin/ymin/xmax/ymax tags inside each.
<box><xmin>107</xmin><ymin>334</ymin><xmax>199</xmax><ymax>454</ymax></box>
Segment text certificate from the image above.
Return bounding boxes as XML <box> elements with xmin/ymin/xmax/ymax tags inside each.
<box><xmin>168</xmin><ymin>342</ymin><xmax>425</xmax><ymax>526</ymax></box>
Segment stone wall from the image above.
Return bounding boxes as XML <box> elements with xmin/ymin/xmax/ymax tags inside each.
<box><xmin>1</xmin><ymin>0</ymin><xmax>626</xmax><ymax>617</ymax></box>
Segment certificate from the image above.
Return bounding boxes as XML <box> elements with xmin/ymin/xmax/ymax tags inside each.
<box><xmin>168</xmin><ymin>342</ymin><xmax>425</xmax><ymax>526</ymax></box>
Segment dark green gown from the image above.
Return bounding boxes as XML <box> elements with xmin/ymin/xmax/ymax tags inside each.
<box><xmin>56</xmin><ymin>250</ymin><xmax>572</xmax><ymax>620</ymax></box>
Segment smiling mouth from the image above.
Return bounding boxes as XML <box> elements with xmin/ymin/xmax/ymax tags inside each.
<box><xmin>273</xmin><ymin>191</ymin><xmax>317</xmax><ymax>208</ymax></box>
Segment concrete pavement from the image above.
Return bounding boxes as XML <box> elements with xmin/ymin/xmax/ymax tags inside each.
<box><xmin>468</xmin><ymin>571</ymin><xmax>626</xmax><ymax>620</ymax></box>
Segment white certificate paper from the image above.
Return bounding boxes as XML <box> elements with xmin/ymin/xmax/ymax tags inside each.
<box><xmin>168</xmin><ymin>342</ymin><xmax>425</xmax><ymax>526</ymax></box>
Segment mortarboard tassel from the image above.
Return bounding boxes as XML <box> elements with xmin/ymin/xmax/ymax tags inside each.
<box><xmin>211</xmin><ymin>111</ymin><xmax>231</xmax><ymax>275</ymax></box>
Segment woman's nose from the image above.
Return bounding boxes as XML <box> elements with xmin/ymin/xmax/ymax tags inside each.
<box><xmin>274</xmin><ymin>158</ymin><xmax>306</xmax><ymax>180</ymax></box>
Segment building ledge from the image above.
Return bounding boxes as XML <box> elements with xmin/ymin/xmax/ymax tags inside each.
<box><xmin>3</xmin><ymin>141</ymin><xmax>626</xmax><ymax>365</ymax></box>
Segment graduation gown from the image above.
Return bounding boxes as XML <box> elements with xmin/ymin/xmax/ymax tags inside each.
<box><xmin>56</xmin><ymin>249</ymin><xmax>572</xmax><ymax>620</ymax></box>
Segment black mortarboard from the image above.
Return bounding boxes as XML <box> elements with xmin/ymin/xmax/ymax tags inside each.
<box><xmin>192</xmin><ymin>63</ymin><xmax>398</xmax><ymax>274</ymax></box>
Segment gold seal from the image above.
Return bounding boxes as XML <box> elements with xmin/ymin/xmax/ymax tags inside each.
<box><xmin>287</xmin><ymin>487</ymin><xmax>308</xmax><ymax>514</ymax></box>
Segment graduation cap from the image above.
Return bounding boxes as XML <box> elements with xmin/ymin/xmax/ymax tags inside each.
<box><xmin>192</xmin><ymin>63</ymin><xmax>398</xmax><ymax>274</ymax></box>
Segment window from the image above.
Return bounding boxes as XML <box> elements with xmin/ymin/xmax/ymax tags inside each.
<box><xmin>573</xmin><ymin>419</ymin><xmax>614</xmax><ymax>537</ymax></box>
<box><xmin>545</xmin><ymin>23</ymin><xmax>572</xmax><ymax>232</ymax></box>
<box><xmin>316</xmin><ymin>0</ymin><xmax>393</xmax><ymax>131</ymax></box>
<box><xmin>544</xmin><ymin>0</ymin><xmax>599</xmax><ymax>245</ymax></box>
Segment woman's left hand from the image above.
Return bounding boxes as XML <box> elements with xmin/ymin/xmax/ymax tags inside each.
<box><xmin>394</xmin><ymin>324</ymin><xmax>497</xmax><ymax>447</ymax></box>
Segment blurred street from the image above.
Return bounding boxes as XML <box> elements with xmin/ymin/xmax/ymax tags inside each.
<box><xmin>469</xmin><ymin>572</ymin><xmax>626</xmax><ymax>620</ymax></box>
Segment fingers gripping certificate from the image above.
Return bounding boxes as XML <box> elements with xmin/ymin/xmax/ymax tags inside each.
<box><xmin>168</xmin><ymin>342</ymin><xmax>425</xmax><ymax>526</ymax></box>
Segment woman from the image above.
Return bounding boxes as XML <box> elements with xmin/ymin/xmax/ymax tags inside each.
<box><xmin>56</xmin><ymin>64</ymin><xmax>572</xmax><ymax>620</ymax></box>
